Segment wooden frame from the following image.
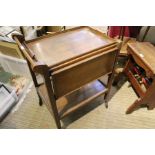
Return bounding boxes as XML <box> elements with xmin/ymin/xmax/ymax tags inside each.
<box><xmin>124</xmin><ymin>42</ymin><xmax>155</xmax><ymax>114</ymax></box>
<box><xmin>0</xmin><ymin>41</ymin><xmax>23</xmax><ymax>59</ymax></box>
<box><xmin>13</xmin><ymin>26</ymin><xmax>119</xmax><ymax>128</ymax></box>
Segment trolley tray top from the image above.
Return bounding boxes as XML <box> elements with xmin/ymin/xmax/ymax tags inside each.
<box><xmin>25</xmin><ymin>27</ymin><xmax>116</xmax><ymax>68</ymax></box>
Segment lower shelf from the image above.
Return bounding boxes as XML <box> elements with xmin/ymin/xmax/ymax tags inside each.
<box><xmin>38</xmin><ymin>80</ymin><xmax>107</xmax><ymax>119</ymax></box>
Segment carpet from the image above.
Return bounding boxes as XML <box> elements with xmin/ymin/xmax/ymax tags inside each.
<box><xmin>1</xmin><ymin>80</ymin><xmax>155</xmax><ymax>129</ymax></box>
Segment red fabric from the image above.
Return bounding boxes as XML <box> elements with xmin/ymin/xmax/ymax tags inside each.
<box><xmin>108</xmin><ymin>26</ymin><xmax>141</xmax><ymax>38</ymax></box>
<box><xmin>108</xmin><ymin>26</ymin><xmax>129</xmax><ymax>38</ymax></box>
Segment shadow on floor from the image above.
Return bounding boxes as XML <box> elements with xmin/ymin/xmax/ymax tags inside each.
<box><xmin>61</xmin><ymin>75</ymin><xmax>127</xmax><ymax>129</ymax></box>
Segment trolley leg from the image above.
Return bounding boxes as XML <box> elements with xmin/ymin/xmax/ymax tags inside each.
<box><xmin>37</xmin><ymin>92</ymin><xmax>43</xmax><ymax>106</ymax></box>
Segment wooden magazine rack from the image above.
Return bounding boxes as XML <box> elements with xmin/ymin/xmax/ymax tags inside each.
<box><xmin>124</xmin><ymin>42</ymin><xmax>155</xmax><ymax>114</ymax></box>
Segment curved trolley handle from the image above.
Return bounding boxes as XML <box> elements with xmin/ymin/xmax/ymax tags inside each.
<box><xmin>12</xmin><ymin>33</ymin><xmax>48</xmax><ymax>74</ymax></box>
<box><xmin>12</xmin><ymin>34</ymin><xmax>36</xmax><ymax>62</ymax></box>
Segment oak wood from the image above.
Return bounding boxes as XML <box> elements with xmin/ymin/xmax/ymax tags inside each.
<box><xmin>38</xmin><ymin>80</ymin><xmax>107</xmax><ymax>119</ymax></box>
<box><xmin>60</xmin><ymin>88</ymin><xmax>108</xmax><ymax>119</ymax></box>
<box><xmin>124</xmin><ymin>42</ymin><xmax>155</xmax><ymax>114</ymax></box>
<box><xmin>50</xmin><ymin>43</ymin><xmax>118</xmax><ymax>72</ymax></box>
<box><xmin>52</xmin><ymin>49</ymin><xmax>117</xmax><ymax>98</ymax></box>
<box><xmin>126</xmin><ymin>70</ymin><xmax>145</xmax><ymax>97</ymax></box>
<box><xmin>127</xmin><ymin>42</ymin><xmax>155</xmax><ymax>76</ymax></box>
<box><xmin>26</xmin><ymin>26</ymin><xmax>116</xmax><ymax>68</ymax></box>
<box><xmin>13</xmin><ymin>27</ymin><xmax>119</xmax><ymax>128</ymax></box>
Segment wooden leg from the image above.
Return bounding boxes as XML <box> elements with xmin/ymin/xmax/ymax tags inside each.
<box><xmin>54</xmin><ymin>117</ymin><xmax>61</xmax><ymax>129</ymax></box>
<box><xmin>37</xmin><ymin>92</ymin><xmax>43</xmax><ymax>106</ymax></box>
<box><xmin>126</xmin><ymin>99</ymin><xmax>141</xmax><ymax>114</ymax></box>
<box><xmin>50</xmin><ymin>100</ymin><xmax>61</xmax><ymax>129</ymax></box>
<box><xmin>42</xmin><ymin>70</ymin><xmax>62</xmax><ymax>129</ymax></box>
<box><xmin>48</xmin><ymin>100</ymin><xmax>61</xmax><ymax>129</ymax></box>
<box><xmin>147</xmin><ymin>105</ymin><xmax>154</xmax><ymax>110</ymax></box>
<box><xmin>25</xmin><ymin>56</ymin><xmax>62</xmax><ymax>128</ymax></box>
<box><xmin>126</xmin><ymin>80</ymin><xmax>155</xmax><ymax>114</ymax></box>
<box><xmin>126</xmin><ymin>96</ymin><xmax>155</xmax><ymax>114</ymax></box>
<box><xmin>104</xmin><ymin>100</ymin><xmax>108</xmax><ymax>108</ymax></box>
<box><xmin>104</xmin><ymin>49</ymin><xmax>120</xmax><ymax>108</ymax></box>
<box><xmin>113</xmin><ymin>72</ymin><xmax>124</xmax><ymax>86</ymax></box>
<box><xmin>26</xmin><ymin>60</ymin><xmax>43</xmax><ymax>107</ymax></box>
<box><xmin>104</xmin><ymin>73</ymin><xmax>114</xmax><ymax>108</ymax></box>
<box><xmin>45</xmin><ymin>89</ymin><xmax>61</xmax><ymax>129</ymax></box>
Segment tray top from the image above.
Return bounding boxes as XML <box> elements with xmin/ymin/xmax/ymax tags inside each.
<box><xmin>128</xmin><ymin>42</ymin><xmax>155</xmax><ymax>74</ymax></box>
<box><xmin>26</xmin><ymin>27</ymin><xmax>116</xmax><ymax>67</ymax></box>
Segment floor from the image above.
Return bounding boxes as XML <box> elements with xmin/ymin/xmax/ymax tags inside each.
<box><xmin>1</xmin><ymin>77</ymin><xmax>155</xmax><ymax>129</ymax></box>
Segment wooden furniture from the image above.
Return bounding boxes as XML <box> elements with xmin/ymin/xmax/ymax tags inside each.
<box><xmin>124</xmin><ymin>42</ymin><xmax>155</xmax><ymax>114</ymax></box>
<box><xmin>112</xmin><ymin>26</ymin><xmax>143</xmax><ymax>85</ymax></box>
<box><xmin>13</xmin><ymin>26</ymin><xmax>119</xmax><ymax>128</ymax></box>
